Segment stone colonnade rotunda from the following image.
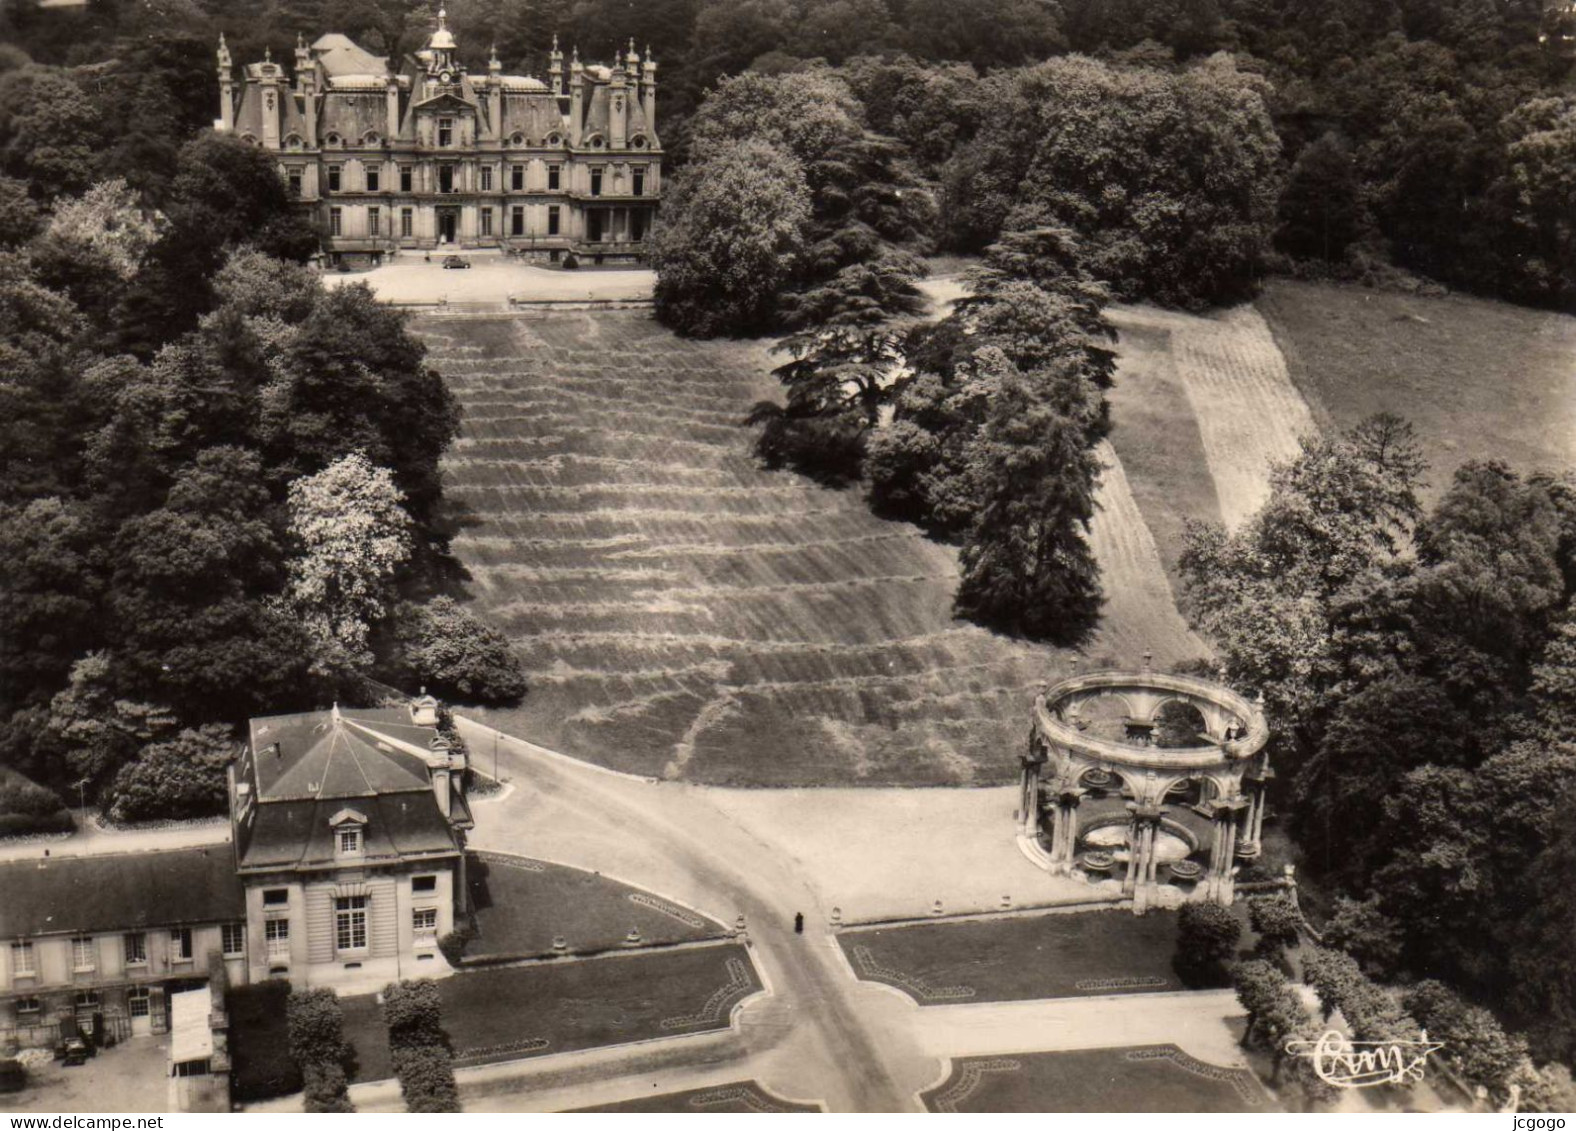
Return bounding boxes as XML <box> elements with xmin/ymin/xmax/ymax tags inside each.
<box><xmin>1021</xmin><ymin>665</ymin><xmax>1270</xmax><ymax>913</ymax></box>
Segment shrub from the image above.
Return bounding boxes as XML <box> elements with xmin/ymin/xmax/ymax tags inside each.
<box><xmin>227</xmin><ymin>982</ymin><xmax>302</xmax><ymax>1101</ymax></box>
<box><xmin>561</xmin><ymin>252</ymin><xmax>578</xmax><ymax>269</ymax></box>
<box><xmin>1301</xmin><ymin>946</ymin><xmax>1364</xmax><ymax>1022</ymax></box>
<box><xmin>437</xmin><ymin>924</ymin><xmax>474</xmax><ymax>967</ymax></box>
<box><xmin>0</xmin><ymin>775</ymin><xmax>71</xmax><ymax>837</ymax></box>
<box><xmin>1403</xmin><ymin>980</ymin><xmax>1527</xmax><ymax>1103</ymax></box>
<box><xmin>380</xmin><ymin>979</ymin><xmax>445</xmax><ymax>1049</ymax></box>
<box><xmin>302</xmin><ymin>1063</ymin><xmax>355</xmax><ymax>1113</ymax></box>
<box><xmin>1173</xmin><ymin>902</ymin><xmax>1242</xmax><ymax>988</ymax></box>
<box><xmin>286</xmin><ymin>988</ymin><xmax>353</xmax><ymax>1111</ymax></box>
<box><xmin>1248</xmin><ymin>895</ymin><xmax>1303</xmax><ymax>957</ymax></box>
<box><xmin>390</xmin><ymin>1044</ymin><xmax>459</xmax><ymax>1113</ymax></box>
<box><xmin>391</xmin><ymin>597</ymin><xmax>527</xmax><ymax>704</ymax></box>
<box><xmin>103</xmin><ymin>724</ymin><xmax>235</xmax><ymax>822</ymax></box>
<box><xmin>286</xmin><ymin>988</ymin><xmax>348</xmax><ymax>1067</ymax></box>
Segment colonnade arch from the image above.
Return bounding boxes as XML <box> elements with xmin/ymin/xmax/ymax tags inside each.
<box><xmin>1021</xmin><ymin>668</ymin><xmax>1270</xmax><ymax>912</ymax></box>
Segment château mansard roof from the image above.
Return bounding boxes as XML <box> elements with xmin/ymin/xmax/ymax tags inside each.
<box><xmin>223</xmin><ymin>25</ymin><xmax>659</xmax><ymax>153</ymax></box>
<box><xmin>233</xmin><ymin>706</ymin><xmax>468</xmax><ymax>872</ymax></box>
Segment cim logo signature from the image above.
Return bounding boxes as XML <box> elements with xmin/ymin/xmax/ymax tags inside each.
<box><xmin>1284</xmin><ymin>1030</ymin><xmax>1444</xmax><ymax>1088</ymax></box>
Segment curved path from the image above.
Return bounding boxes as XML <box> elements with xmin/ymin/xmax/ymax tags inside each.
<box><xmin>444</xmin><ymin>716</ymin><xmax>1256</xmax><ymax>1113</ymax></box>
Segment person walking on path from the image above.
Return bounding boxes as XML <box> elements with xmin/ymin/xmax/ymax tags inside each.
<box><xmin>794</xmin><ymin>911</ymin><xmax>804</xmax><ymax>934</ymax></box>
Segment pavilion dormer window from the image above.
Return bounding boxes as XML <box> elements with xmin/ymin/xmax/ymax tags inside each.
<box><xmin>438</xmin><ymin>117</ymin><xmax>453</xmax><ymax>147</ymax></box>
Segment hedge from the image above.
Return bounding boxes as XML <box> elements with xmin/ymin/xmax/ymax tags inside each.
<box><xmin>383</xmin><ymin>979</ymin><xmax>458</xmax><ymax>1113</ymax></box>
<box><xmin>287</xmin><ymin>988</ymin><xmax>354</xmax><ymax>1112</ymax></box>
<box><xmin>227</xmin><ymin>982</ymin><xmax>302</xmax><ymax>1101</ymax></box>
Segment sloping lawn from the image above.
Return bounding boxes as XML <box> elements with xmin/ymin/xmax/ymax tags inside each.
<box><xmin>1257</xmin><ymin>279</ymin><xmax>1576</xmax><ymax>502</ymax></box>
<box><xmin>341</xmin><ymin>942</ymin><xmax>760</xmax><ymax>1082</ymax></box>
<box><xmin>840</xmin><ymin>909</ymin><xmax>1181</xmax><ymax>1003</ymax></box>
<box><xmin>924</xmin><ymin>1046</ymin><xmax>1269</xmax><ymax>1112</ymax></box>
<box><xmin>465</xmin><ymin>851</ymin><xmax>723</xmax><ymax>961</ymax></box>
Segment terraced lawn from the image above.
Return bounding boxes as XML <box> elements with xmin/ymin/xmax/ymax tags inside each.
<box><xmin>573</xmin><ymin>1082</ymin><xmax>821</xmax><ymax>1113</ymax></box>
<box><xmin>839</xmin><ymin>909</ymin><xmax>1182</xmax><ymax>1003</ymax></box>
<box><xmin>924</xmin><ymin>1046</ymin><xmax>1269</xmax><ymax>1112</ymax></box>
<box><xmin>342</xmin><ymin>941</ymin><xmax>761</xmax><ymax>1082</ymax></box>
<box><xmin>465</xmin><ymin>851</ymin><xmax>725</xmax><ymax>960</ymax></box>
<box><xmin>420</xmin><ymin>310</ymin><xmax>1199</xmax><ymax>787</ymax></box>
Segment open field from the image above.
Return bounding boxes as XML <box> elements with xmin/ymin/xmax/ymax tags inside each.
<box><xmin>423</xmin><ymin>311</ymin><xmax>1195</xmax><ymax>787</ymax></box>
<box><xmin>1257</xmin><ymin>279</ymin><xmax>1576</xmax><ymax>500</ymax></box>
<box><xmin>923</xmin><ymin>1046</ymin><xmax>1269</xmax><ymax>1112</ymax></box>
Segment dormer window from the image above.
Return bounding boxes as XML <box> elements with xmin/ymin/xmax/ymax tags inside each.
<box><xmin>547</xmin><ymin>132</ymin><xmax>562</xmax><ymax>146</ymax></box>
<box><xmin>363</xmin><ymin>131</ymin><xmax>380</xmax><ymax>146</ymax></box>
<box><xmin>438</xmin><ymin>117</ymin><xmax>454</xmax><ymax>147</ymax></box>
<box><xmin>630</xmin><ymin>135</ymin><xmax>647</xmax><ymax>149</ymax></box>
<box><xmin>330</xmin><ymin>807</ymin><xmax>368</xmax><ymax>856</ymax></box>
<box><xmin>325</xmin><ymin>132</ymin><xmax>342</xmax><ymax>148</ymax></box>
<box><xmin>510</xmin><ymin>132</ymin><xmax>525</xmax><ymax>146</ymax></box>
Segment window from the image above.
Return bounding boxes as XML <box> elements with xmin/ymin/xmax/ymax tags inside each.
<box><xmin>412</xmin><ymin>875</ymin><xmax>437</xmax><ymax>893</ymax></box>
<box><xmin>16</xmin><ymin>996</ymin><xmax>40</xmax><ymax>1016</ymax></box>
<box><xmin>11</xmin><ymin>941</ymin><xmax>35</xmax><ymax>977</ymax></box>
<box><xmin>631</xmin><ymin>210</ymin><xmax>646</xmax><ymax>242</ymax></box>
<box><xmin>437</xmin><ymin>117</ymin><xmax>453</xmax><ymax>147</ymax></box>
<box><xmin>221</xmin><ymin>923</ymin><xmax>245</xmax><ymax>957</ymax></box>
<box><xmin>124</xmin><ymin>933</ymin><xmax>146</xmax><ymax>965</ymax></box>
<box><xmin>330</xmin><ymin>208</ymin><xmax>343</xmax><ymax>237</ymax></box>
<box><xmin>170</xmin><ymin>928</ymin><xmax>193</xmax><ymax>962</ymax></box>
<box><xmin>480</xmin><ymin>207</ymin><xmax>493</xmax><ymax>236</ymax></box>
<box><xmin>73</xmin><ymin>991</ymin><xmax>99</xmax><ymax>1011</ymax></box>
<box><xmin>366</xmin><ymin>166</ymin><xmax>380</xmax><ymax>192</ymax></box>
<box><xmin>400</xmin><ymin>165</ymin><xmax>412</xmax><ymax>192</ymax></box>
<box><xmin>262</xmin><ymin>888</ymin><xmax>289</xmax><ymax>907</ymax></box>
<box><xmin>510</xmin><ymin>164</ymin><xmax>524</xmax><ymax>191</ymax></box>
<box><xmin>438</xmin><ymin>165</ymin><xmax>454</xmax><ymax>194</ymax></box>
<box><xmin>287</xmin><ymin>168</ymin><xmax>302</xmax><ymax>197</ymax></box>
<box><xmin>510</xmin><ymin>205</ymin><xmax>524</xmax><ymax>237</ymax></box>
<box><xmin>546</xmin><ymin>205</ymin><xmax>560</xmax><ymax>236</ymax></box>
<box><xmin>71</xmin><ymin>937</ymin><xmax>95</xmax><ymax>971</ymax></box>
<box><xmin>590</xmin><ymin>168</ymin><xmax>603</xmax><ymax>197</ymax></box>
<box><xmin>413</xmin><ymin>908</ymin><xmax>437</xmax><ymax>945</ymax></box>
<box><xmin>368</xmin><ymin>206</ymin><xmax>381</xmax><ymax>236</ymax></box>
<box><xmin>632</xmin><ymin>168</ymin><xmax>645</xmax><ymax>197</ymax></box>
<box><xmin>128</xmin><ymin>987</ymin><xmax>150</xmax><ymax>1018</ymax></box>
<box><xmin>327</xmin><ymin>165</ymin><xmax>342</xmax><ymax>192</ymax></box>
<box><xmin>480</xmin><ymin>165</ymin><xmax>493</xmax><ymax>191</ymax></box>
<box><xmin>265</xmin><ymin>918</ymin><xmax>290</xmax><ymax>959</ymax></box>
<box><xmin>587</xmin><ymin>211</ymin><xmax>602</xmax><ymax>242</ymax></box>
<box><xmin>547</xmin><ymin>164</ymin><xmax>560</xmax><ymax>191</ymax></box>
<box><xmin>337</xmin><ymin>827</ymin><xmax>361</xmax><ymax>855</ymax></box>
<box><xmin>401</xmin><ymin>207</ymin><xmax>413</xmax><ymax>238</ymax></box>
<box><xmin>335</xmin><ymin>896</ymin><xmax>368</xmax><ymax>953</ymax></box>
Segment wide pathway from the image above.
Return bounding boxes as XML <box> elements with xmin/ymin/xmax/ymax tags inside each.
<box><xmin>451</xmin><ymin>716</ymin><xmax>1257</xmax><ymax>1112</ymax></box>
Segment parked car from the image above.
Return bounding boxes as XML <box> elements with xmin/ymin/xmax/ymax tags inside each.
<box><xmin>442</xmin><ymin>255</ymin><xmax>470</xmax><ymax>269</ymax></box>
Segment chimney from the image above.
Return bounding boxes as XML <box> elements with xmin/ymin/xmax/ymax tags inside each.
<box><xmin>549</xmin><ymin>34</ymin><xmax>563</xmax><ymax>95</ymax></box>
<box><xmin>427</xmin><ymin>735</ymin><xmax>452</xmax><ymax>818</ymax></box>
<box><xmin>386</xmin><ymin>72</ymin><xmax>401</xmax><ymax>140</ymax></box>
<box><xmin>641</xmin><ymin>46</ymin><xmax>656</xmax><ymax>135</ymax></box>
<box><xmin>568</xmin><ymin>49</ymin><xmax>583</xmax><ymax>146</ymax></box>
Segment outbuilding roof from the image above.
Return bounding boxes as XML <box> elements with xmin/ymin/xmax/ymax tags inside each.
<box><xmin>0</xmin><ymin>848</ymin><xmax>244</xmax><ymax>940</ymax></box>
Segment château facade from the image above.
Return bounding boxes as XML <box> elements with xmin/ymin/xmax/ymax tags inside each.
<box><xmin>217</xmin><ymin>12</ymin><xmax>661</xmax><ymax>265</ymax></box>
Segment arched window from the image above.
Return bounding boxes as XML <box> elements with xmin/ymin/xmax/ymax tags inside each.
<box><xmin>510</xmin><ymin>132</ymin><xmax>525</xmax><ymax>146</ymax></box>
<box><xmin>586</xmin><ymin>134</ymin><xmax>604</xmax><ymax>149</ymax></box>
<box><xmin>325</xmin><ymin>132</ymin><xmax>342</xmax><ymax>148</ymax></box>
<box><xmin>362</xmin><ymin>131</ymin><xmax>381</xmax><ymax>146</ymax></box>
<box><xmin>630</xmin><ymin>134</ymin><xmax>647</xmax><ymax>149</ymax></box>
<box><xmin>284</xmin><ymin>134</ymin><xmax>303</xmax><ymax>150</ymax></box>
<box><xmin>546</xmin><ymin>131</ymin><xmax>562</xmax><ymax>146</ymax></box>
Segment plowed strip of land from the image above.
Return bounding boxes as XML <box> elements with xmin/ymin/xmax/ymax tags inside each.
<box><xmin>421</xmin><ymin>311</ymin><xmax>1202</xmax><ymax>786</ymax></box>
